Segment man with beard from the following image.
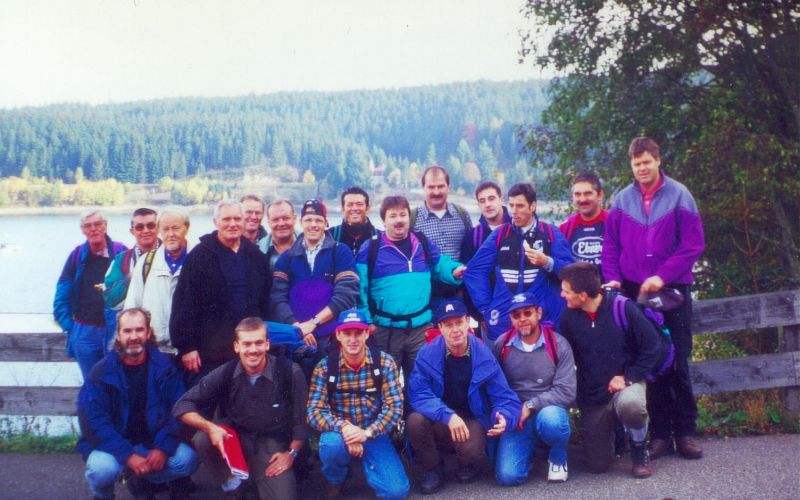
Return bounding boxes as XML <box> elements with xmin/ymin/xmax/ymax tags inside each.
<box><xmin>493</xmin><ymin>293</ymin><xmax>575</xmax><ymax>485</ymax></box>
<box><xmin>559</xmin><ymin>172</ymin><xmax>607</xmax><ymax>270</ymax></box>
<box><xmin>77</xmin><ymin>308</ymin><xmax>198</xmax><ymax>500</ymax></box>
<box><xmin>124</xmin><ymin>207</ymin><xmax>191</xmax><ymax>353</ymax></box>
<box><xmin>329</xmin><ymin>187</ymin><xmax>379</xmax><ymax>256</ymax></box>
<box><xmin>171</xmin><ymin>199</ymin><xmax>271</xmax><ymax>384</ymax></box>
<box><xmin>54</xmin><ymin>209</ymin><xmax>127</xmax><ymax>378</ymax></box>
<box><xmin>259</xmin><ymin>199</ymin><xmax>298</xmax><ymax>272</ymax></box>
<box><xmin>240</xmin><ymin>194</ymin><xmax>268</xmax><ymax>245</ymax></box>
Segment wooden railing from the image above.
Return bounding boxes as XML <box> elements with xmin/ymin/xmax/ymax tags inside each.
<box><xmin>1</xmin><ymin>290</ymin><xmax>799</xmax><ymax>417</ymax></box>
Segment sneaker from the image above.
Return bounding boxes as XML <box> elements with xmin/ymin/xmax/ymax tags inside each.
<box><xmin>675</xmin><ymin>436</ymin><xmax>703</xmax><ymax>459</ymax></box>
<box><xmin>649</xmin><ymin>437</ymin><xmax>675</xmax><ymax>460</ymax></box>
<box><xmin>547</xmin><ymin>461</ymin><xmax>568</xmax><ymax>482</ymax></box>
<box><xmin>630</xmin><ymin>441</ymin><xmax>652</xmax><ymax>478</ymax></box>
<box><xmin>419</xmin><ymin>467</ymin><xmax>443</xmax><ymax>495</ymax></box>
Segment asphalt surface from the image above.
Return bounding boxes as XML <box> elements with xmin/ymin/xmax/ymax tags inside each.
<box><xmin>1</xmin><ymin>434</ymin><xmax>798</xmax><ymax>499</ymax></box>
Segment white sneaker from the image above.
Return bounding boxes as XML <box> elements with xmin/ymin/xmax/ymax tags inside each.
<box><xmin>547</xmin><ymin>461</ymin><xmax>568</xmax><ymax>482</ymax></box>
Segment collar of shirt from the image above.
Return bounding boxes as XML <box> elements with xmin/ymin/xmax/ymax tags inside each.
<box><xmin>446</xmin><ymin>342</ymin><xmax>471</xmax><ymax>358</ymax></box>
<box><xmin>520</xmin><ymin>219</ymin><xmax>537</xmax><ymax>238</ymax></box>
<box><xmin>512</xmin><ymin>331</ymin><xmax>545</xmax><ymax>353</ymax></box>
<box><xmin>420</xmin><ymin>202</ymin><xmax>455</xmax><ymax>220</ymax></box>
<box><xmin>302</xmin><ymin>237</ymin><xmax>324</xmax><ymax>270</ymax></box>
<box><xmin>232</xmin><ymin>356</ymin><xmax>274</xmax><ymax>381</ymax></box>
<box><xmin>164</xmin><ymin>248</ymin><xmax>187</xmax><ymax>274</ymax></box>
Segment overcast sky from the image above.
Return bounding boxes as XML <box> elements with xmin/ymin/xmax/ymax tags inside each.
<box><xmin>0</xmin><ymin>0</ymin><xmax>552</xmax><ymax>109</ymax></box>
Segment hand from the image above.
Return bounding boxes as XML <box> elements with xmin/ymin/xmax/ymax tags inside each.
<box><xmin>340</xmin><ymin>422</ymin><xmax>367</xmax><ymax>445</ymax></box>
<box><xmin>486</xmin><ymin>412</ymin><xmax>507</xmax><ymax>437</ymax></box>
<box><xmin>302</xmin><ymin>331</ymin><xmax>318</xmax><ymax>347</ymax></box>
<box><xmin>524</xmin><ymin>247</ymin><xmax>548</xmax><ymax>267</ymax></box>
<box><xmin>517</xmin><ymin>404</ymin><xmax>532</xmax><ymax>431</ymax></box>
<box><xmin>346</xmin><ymin>442</ymin><xmax>364</xmax><ymax>458</ymax></box>
<box><xmin>209</xmin><ymin>424</ymin><xmax>232</xmax><ymax>460</ymax></box>
<box><xmin>181</xmin><ymin>350</ymin><xmax>201</xmax><ymax>373</ymax></box>
<box><xmin>603</xmin><ymin>280</ymin><xmax>621</xmax><ymax>289</ymax></box>
<box><xmin>126</xmin><ymin>453</ymin><xmax>151</xmax><ymax>476</ymax></box>
<box><xmin>640</xmin><ymin>275</ymin><xmax>664</xmax><ymax>294</ymax></box>
<box><xmin>144</xmin><ymin>448</ymin><xmax>167</xmax><ymax>473</ymax></box>
<box><xmin>265</xmin><ymin>451</ymin><xmax>294</xmax><ymax>477</ymax></box>
<box><xmin>93</xmin><ymin>283</ymin><xmax>105</xmax><ymax>292</ymax></box>
<box><xmin>608</xmin><ymin>375</ymin><xmax>627</xmax><ymax>393</ymax></box>
<box><xmin>453</xmin><ymin>265</ymin><xmax>467</xmax><ymax>280</ymax></box>
<box><xmin>448</xmin><ymin>414</ymin><xmax>470</xmax><ymax>443</ymax></box>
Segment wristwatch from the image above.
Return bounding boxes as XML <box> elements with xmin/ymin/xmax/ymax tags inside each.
<box><xmin>525</xmin><ymin>399</ymin><xmax>536</xmax><ymax>410</ymax></box>
<box><xmin>288</xmin><ymin>448</ymin><xmax>299</xmax><ymax>459</ymax></box>
<box><xmin>312</xmin><ymin>316</ymin><xmax>321</xmax><ymax>326</ymax></box>
<box><xmin>364</xmin><ymin>428</ymin><xmax>375</xmax><ymax>440</ymax></box>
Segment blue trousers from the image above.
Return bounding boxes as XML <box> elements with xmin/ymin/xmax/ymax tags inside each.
<box><xmin>71</xmin><ymin>321</ymin><xmax>113</xmax><ymax>379</ymax></box>
<box><xmin>495</xmin><ymin>405</ymin><xmax>571</xmax><ymax>486</ymax></box>
<box><xmin>318</xmin><ymin>431</ymin><xmax>409</xmax><ymax>499</ymax></box>
<box><xmin>84</xmin><ymin>443</ymin><xmax>198</xmax><ymax>499</ymax></box>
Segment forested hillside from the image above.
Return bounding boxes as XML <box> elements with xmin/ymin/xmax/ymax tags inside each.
<box><xmin>0</xmin><ymin>80</ymin><xmax>547</xmax><ymax>192</ymax></box>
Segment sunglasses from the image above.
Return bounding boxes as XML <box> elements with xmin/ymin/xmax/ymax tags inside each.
<box><xmin>132</xmin><ymin>222</ymin><xmax>157</xmax><ymax>231</ymax></box>
<box><xmin>510</xmin><ymin>309</ymin><xmax>537</xmax><ymax>320</ymax></box>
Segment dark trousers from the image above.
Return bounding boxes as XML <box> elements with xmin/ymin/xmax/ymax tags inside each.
<box><xmin>623</xmin><ymin>281</ymin><xmax>698</xmax><ymax>438</ymax></box>
<box><xmin>407</xmin><ymin>412</ymin><xmax>487</xmax><ymax>470</ymax></box>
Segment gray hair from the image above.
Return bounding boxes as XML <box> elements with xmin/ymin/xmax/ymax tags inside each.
<box><xmin>157</xmin><ymin>206</ymin><xmax>191</xmax><ymax>227</ymax></box>
<box><xmin>213</xmin><ymin>199</ymin><xmax>244</xmax><ymax>220</ymax></box>
<box><xmin>80</xmin><ymin>209</ymin><xmax>105</xmax><ymax>224</ymax></box>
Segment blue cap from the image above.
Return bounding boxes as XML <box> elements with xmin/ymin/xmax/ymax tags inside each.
<box><xmin>434</xmin><ymin>298</ymin><xmax>468</xmax><ymax>324</ymax></box>
<box><xmin>508</xmin><ymin>292</ymin><xmax>541</xmax><ymax>313</ymax></box>
<box><xmin>335</xmin><ymin>308</ymin><xmax>369</xmax><ymax>331</ymax></box>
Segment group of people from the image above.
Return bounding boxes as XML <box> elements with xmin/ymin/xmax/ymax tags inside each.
<box><xmin>54</xmin><ymin>136</ymin><xmax>705</xmax><ymax>499</ymax></box>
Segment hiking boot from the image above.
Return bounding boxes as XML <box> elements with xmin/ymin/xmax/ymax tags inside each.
<box><xmin>630</xmin><ymin>441</ymin><xmax>652</xmax><ymax>478</ymax></box>
<box><xmin>168</xmin><ymin>476</ymin><xmax>195</xmax><ymax>500</ymax></box>
<box><xmin>649</xmin><ymin>437</ymin><xmax>675</xmax><ymax>460</ymax></box>
<box><xmin>456</xmin><ymin>464</ymin><xmax>477</xmax><ymax>483</ymax></box>
<box><xmin>547</xmin><ymin>461</ymin><xmax>568</xmax><ymax>482</ymax></box>
<box><xmin>125</xmin><ymin>474</ymin><xmax>155</xmax><ymax>499</ymax></box>
<box><xmin>419</xmin><ymin>467</ymin><xmax>444</xmax><ymax>495</ymax></box>
<box><xmin>323</xmin><ymin>481</ymin><xmax>343</xmax><ymax>500</ymax></box>
<box><xmin>676</xmin><ymin>436</ymin><xmax>703</xmax><ymax>459</ymax></box>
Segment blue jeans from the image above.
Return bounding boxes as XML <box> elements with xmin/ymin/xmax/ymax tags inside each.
<box><xmin>85</xmin><ymin>443</ymin><xmax>198</xmax><ymax>499</ymax></box>
<box><xmin>495</xmin><ymin>405</ymin><xmax>571</xmax><ymax>486</ymax></box>
<box><xmin>319</xmin><ymin>431</ymin><xmax>409</xmax><ymax>499</ymax></box>
<box><xmin>71</xmin><ymin>321</ymin><xmax>113</xmax><ymax>379</ymax></box>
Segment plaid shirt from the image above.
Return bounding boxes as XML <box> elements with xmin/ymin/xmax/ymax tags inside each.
<box><xmin>306</xmin><ymin>349</ymin><xmax>403</xmax><ymax>436</ymax></box>
<box><xmin>413</xmin><ymin>202</ymin><xmax>472</xmax><ymax>261</ymax></box>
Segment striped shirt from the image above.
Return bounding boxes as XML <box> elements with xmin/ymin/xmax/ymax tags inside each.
<box><xmin>306</xmin><ymin>349</ymin><xmax>404</xmax><ymax>436</ymax></box>
<box><xmin>413</xmin><ymin>202</ymin><xmax>472</xmax><ymax>261</ymax></box>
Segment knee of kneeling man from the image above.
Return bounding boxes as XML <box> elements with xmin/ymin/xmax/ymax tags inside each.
<box><xmin>495</xmin><ymin>468</ymin><xmax>527</xmax><ymax>487</ymax></box>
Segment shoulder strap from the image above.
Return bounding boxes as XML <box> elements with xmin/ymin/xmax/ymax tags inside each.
<box><xmin>368</xmin><ymin>346</ymin><xmax>383</xmax><ymax>397</ymax></box>
<box><xmin>121</xmin><ymin>248</ymin><xmax>136</xmax><ymax>276</ymax></box>
<box><xmin>217</xmin><ymin>358</ymin><xmax>241</xmax><ymax>418</ymax></box>
<box><xmin>142</xmin><ymin>248</ymin><xmax>157</xmax><ymax>284</ymax></box>
<box><xmin>275</xmin><ymin>355</ymin><xmax>293</xmax><ymax>423</ymax></box>
<box><xmin>332</xmin><ymin>225</ymin><xmax>342</xmax><ymax>242</ymax></box>
<box><xmin>542</xmin><ymin>324</ymin><xmax>559</xmax><ymax>365</ymax></box>
<box><xmin>413</xmin><ymin>231</ymin><xmax>435</xmax><ymax>269</ymax></box>
<box><xmin>453</xmin><ymin>204</ymin><xmax>471</xmax><ymax>232</ymax></box>
<box><xmin>612</xmin><ymin>294</ymin><xmax>630</xmax><ymax>333</ymax></box>
<box><xmin>539</xmin><ymin>221</ymin><xmax>554</xmax><ymax>244</ymax></box>
<box><xmin>562</xmin><ymin>216</ymin><xmax>577</xmax><ymax>241</ymax></box>
<box><xmin>367</xmin><ymin>234</ymin><xmax>380</xmax><ymax>279</ymax></box>
<box><xmin>410</xmin><ymin>207</ymin><xmax>419</xmax><ymax>229</ymax></box>
<box><xmin>326</xmin><ymin>350</ymin><xmax>340</xmax><ymax>398</ymax></box>
<box><xmin>495</xmin><ymin>223</ymin><xmax>512</xmax><ymax>248</ymax></box>
<box><xmin>499</xmin><ymin>329</ymin><xmax>516</xmax><ymax>365</ymax></box>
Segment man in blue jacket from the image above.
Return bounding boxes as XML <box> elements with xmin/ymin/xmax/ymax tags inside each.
<box><xmin>407</xmin><ymin>298</ymin><xmax>521</xmax><ymax>494</ymax></box>
<box><xmin>464</xmin><ymin>183</ymin><xmax>574</xmax><ymax>341</ymax></box>
<box><xmin>77</xmin><ymin>308</ymin><xmax>198</xmax><ymax>499</ymax></box>
<box><xmin>54</xmin><ymin>209</ymin><xmax>127</xmax><ymax>378</ymax></box>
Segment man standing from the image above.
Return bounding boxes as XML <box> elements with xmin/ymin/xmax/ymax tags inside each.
<box><xmin>259</xmin><ymin>199</ymin><xmax>298</xmax><ymax>272</ymax></box>
<box><xmin>124</xmin><ymin>207</ymin><xmax>191</xmax><ymax>352</ymax></box>
<box><xmin>357</xmin><ymin>195</ymin><xmax>464</xmax><ymax>379</ymax></box>
<box><xmin>602</xmin><ymin>136</ymin><xmax>705</xmax><ymax>460</ymax></box>
<box><xmin>174</xmin><ymin>317</ymin><xmax>308</xmax><ymax>499</ymax></box>
<box><xmin>329</xmin><ymin>186</ymin><xmax>379</xmax><ymax>256</ymax></box>
<box><xmin>171</xmin><ymin>200</ymin><xmax>271</xmax><ymax>382</ymax></box>
<box><xmin>103</xmin><ymin>208</ymin><xmax>159</xmax><ymax>315</ymax></box>
<box><xmin>559</xmin><ymin>172</ymin><xmax>607</xmax><ymax>268</ymax></box>
<box><xmin>307</xmin><ymin>309</ymin><xmax>409</xmax><ymax>500</ymax></box>
<box><xmin>271</xmin><ymin>199</ymin><xmax>359</xmax><ymax>355</ymax></box>
<box><xmin>408</xmin><ymin>298</ymin><xmax>520</xmax><ymax>493</ymax></box>
<box><xmin>559</xmin><ymin>263</ymin><xmax>664</xmax><ymax>477</ymax></box>
<box><xmin>77</xmin><ymin>308</ymin><xmax>198</xmax><ymax>499</ymax></box>
<box><xmin>240</xmin><ymin>194</ymin><xmax>268</xmax><ymax>245</ymax></box>
<box><xmin>54</xmin><ymin>209</ymin><xmax>127</xmax><ymax>378</ymax></box>
<box><xmin>464</xmin><ymin>183</ymin><xmax>574</xmax><ymax>341</ymax></box>
<box><xmin>493</xmin><ymin>293</ymin><xmax>575</xmax><ymax>486</ymax></box>
<box><xmin>461</xmin><ymin>181</ymin><xmax>511</xmax><ymax>263</ymax></box>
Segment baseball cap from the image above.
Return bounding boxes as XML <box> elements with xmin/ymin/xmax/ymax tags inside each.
<box><xmin>508</xmin><ymin>292</ymin><xmax>541</xmax><ymax>313</ymax></box>
<box><xmin>301</xmin><ymin>199</ymin><xmax>327</xmax><ymax>218</ymax></box>
<box><xmin>335</xmin><ymin>308</ymin><xmax>369</xmax><ymax>331</ymax></box>
<box><xmin>434</xmin><ymin>298</ymin><xmax>468</xmax><ymax>324</ymax></box>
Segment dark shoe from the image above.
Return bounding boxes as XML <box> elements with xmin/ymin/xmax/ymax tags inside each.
<box><xmin>419</xmin><ymin>467</ymin><xmax>443</xmax><ymax>495</ymax></box>
<box><xmin>676</xmin><ymin>436</ymin><xmax>703</xmax><ymax>459</ymax></box>
<box><xmin>125</xmin><ymin>474</ymin><xmax>155</xmax><ymax>500</ymax></box>
<box><xmin>630</xmin><ymin>441</ymin><xmax>652</xmax><ymax>478</ymax></box>
<box><xmin>168</xmin><ymin>476</ymin><xmax>195</xmax><ymax>500</ymax></box>
<box><xmin>324</xmin><ymin>481</ymin><xmax>343</xmax><ymax>500</ymax></box>
<box><xmin>456</xmin><ymin>464</ymin><xmax>477</xmax><ymax>484</ymax></box>
<box><xmin>649</xmin><ymin>437</ymin><xmax>675</xmax><ymax>460</ymax></box>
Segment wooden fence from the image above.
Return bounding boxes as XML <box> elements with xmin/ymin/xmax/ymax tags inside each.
<box><xmin>1</xmin><ymin>290</ymin><xmax>799</xmax><ymax>417</ymax></box>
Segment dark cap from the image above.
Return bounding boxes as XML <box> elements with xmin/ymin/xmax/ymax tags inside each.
<box><xmin>434</xmin><ymin>298</ymin><xmax>468</xmax><ymax>324</ymax></box>
<box><xmin>637</xmin><ymin>287</ymin><xmax>684</xmax><ymax>312</ymax></box>
<box><xmin>508</xmin><ymin>292</ymin><xmax>541</xmax><ymax>313</ymax></box>
<box><xmin>335</xmin><ymin>308</ymin><xmax>370</xmax><ymax>331</ymax></box>
<box><xmin>301</xmin><ymin>199</ymin><xmax>327</xmax><ymax>219</ymax></box>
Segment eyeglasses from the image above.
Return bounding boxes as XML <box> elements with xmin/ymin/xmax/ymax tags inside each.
<box><xmin>132</xmin><ymin>222</ymin><xmax>157</xmax><ymax>231</ymax></box>
<box><xmin>81</xmin><ymin>221</ymin><xmax>106</xmax><ymax>229</ymax></box>
<box><xmin>511</xmin><ymin>309</ymin><xmax>536</xmax><ymax>320</ymax></box>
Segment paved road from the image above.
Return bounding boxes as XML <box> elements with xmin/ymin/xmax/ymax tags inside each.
<box><xmin>1</xmin><ymin>434</ymin><xmax>798</xmax><ymax>499</ymax></box>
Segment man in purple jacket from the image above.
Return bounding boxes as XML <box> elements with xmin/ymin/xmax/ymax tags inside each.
<box><xmin>602</xmin><ymin>136</ymin><xmax>705</xmax><ymax>460</ymax></box>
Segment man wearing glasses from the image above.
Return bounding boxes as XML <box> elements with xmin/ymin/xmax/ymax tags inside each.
<box><xmin>54</xmin><ymin>209</ymin><xmax>128</xmax><ymax>377</ymax></box>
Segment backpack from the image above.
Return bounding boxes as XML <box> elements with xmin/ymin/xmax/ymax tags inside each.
<box><xmin>498</xmin><ymin>323</ymin><xmax>559</xmax><ymax>365</ymax></box>
<box><xmin>325</xmin><ymin>345</ymin><xmax>384</xmax><ymax>403</ymax></box>
<box><xmin>139</xmin><ymin>248</ymin><xmax>156</xmax><ymax>285</ymax></box>
<box><xmin>410</xmin><ymin>204</ymin><xmax>472</xmax><ymax>235</ymax></box>
<box><xmin>611</xmin><ymin>294</ymin><xmax>675</xmax><ymax>382</ymax></box>
<box><xmin>491</xmin><ymin>221</ymin><xmax>557</xmax><ymax>293</ymax></box>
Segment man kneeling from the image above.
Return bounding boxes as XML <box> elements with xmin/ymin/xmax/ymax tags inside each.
<box><xmin>77</xmin><ymin>308</ymin><xmax>198</xmax><ymax>500</ymax></box>
<box><xmin>174</xmin><ymin>317</ymin><xmax>308</xmax><ymax>499</ymax></box>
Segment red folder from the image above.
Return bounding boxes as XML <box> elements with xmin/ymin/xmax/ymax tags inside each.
<box><xmin>218</xmin><ymin>424</ymin><xmax>249</xmax><ymax>480</ymax></box>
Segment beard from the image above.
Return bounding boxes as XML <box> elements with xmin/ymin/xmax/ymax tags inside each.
<box><xmin>115</xmin><ymin>339</ymin><xmax>148</xmax><ymax>358</ymax></box>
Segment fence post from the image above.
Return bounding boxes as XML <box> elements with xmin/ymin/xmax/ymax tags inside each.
<box><xmin>779</xmin><ymin>324</ymin><xmax>800</xmax><ymax>420</ymax></box>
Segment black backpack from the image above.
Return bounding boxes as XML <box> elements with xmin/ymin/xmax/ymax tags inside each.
<box><xmin>325</xmin><ymin>345</ymin><xmax>384</xmax><ymax>403</ymax></box>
